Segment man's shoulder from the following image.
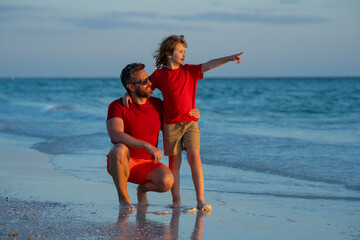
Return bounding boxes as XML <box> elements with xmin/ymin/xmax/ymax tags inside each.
<box><xmin>107</xmin><ymin>98</ymin><xmax>125</xmax><ymax>121</ymax></box>
<box><xmin>108</xmin><ymin>98</ymin><xmax>130</xmax><ymax>114</ymax></box>
<box><xmin>109</xmin><ymin>98</ymin><xmax>124</xmax><ymax>107</ymax></box>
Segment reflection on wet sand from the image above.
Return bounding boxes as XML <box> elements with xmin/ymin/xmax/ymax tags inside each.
<box><xmin>114</xmin><ymin>206</ymin><xmax>210</xmax><ymax>240</ymax></box>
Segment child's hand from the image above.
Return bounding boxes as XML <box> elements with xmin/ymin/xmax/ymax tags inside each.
<box><xmin>189</xmin><ymin>109</ymin><xmax>200</xmax><ymax>119</ymax></box>
<box><xmin>122</xmin><ymin>92</ymin><xmax>132</xmax><ymax>108</ymax></box>
<box><xmin>233</xmin><ymin>52</ymin><xmax>244</xmax><ymax>64</ymax></box>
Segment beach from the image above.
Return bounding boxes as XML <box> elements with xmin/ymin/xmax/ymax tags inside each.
<box><xmin>1</xmin><ymin>133</ymin><xmax>359</xmax><ymax>239</ymax></box>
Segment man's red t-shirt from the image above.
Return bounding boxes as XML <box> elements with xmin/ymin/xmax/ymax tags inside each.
<box><xmin>150</xmin><ymin>64</ymin><xmax>203</xmax><ymax>124</ymax></box>
<box><xmin>107</xmin><ymin>97</ymin><xmax>162</xmax><ymax>160</ymax></box>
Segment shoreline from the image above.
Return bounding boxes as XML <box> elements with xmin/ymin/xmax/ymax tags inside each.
<box><xmin>1</xmin><ymin>133</ymin><xmax>359</xmax><ymax>239</ymax></box>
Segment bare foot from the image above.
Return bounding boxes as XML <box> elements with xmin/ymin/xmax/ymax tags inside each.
<box><xmin>137</xmin><ymin>185</ymin><xmax>149</xmax><ymax>206</ymax></box>
<box><xmin>197</xmin><ymin>202</ymin><xmax>212</xmax><ymax>212</ymax></box>
<box><xmin>170</xmin><ymin>200</ymin><xmax>181</xmax><ymax>208</ymax></box>
<box><xmin>120</xmin><ymin>201</ymin><xmax>135</xmax><ymax>211</ymax></box>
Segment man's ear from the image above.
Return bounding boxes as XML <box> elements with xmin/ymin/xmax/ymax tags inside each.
<box><xmin>127</xmin><ymin>83</ymin><xmax>135</xmax><ymax>92</ymax></box>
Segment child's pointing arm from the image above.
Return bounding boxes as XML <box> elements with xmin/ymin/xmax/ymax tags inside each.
<box><xmin>201</xmin><ymin>52</ymin><xmax>244</xmax><ymax>73</ymax></box>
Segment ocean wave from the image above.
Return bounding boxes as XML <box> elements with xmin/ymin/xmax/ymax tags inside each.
<box><xmin>200</xmin><ymin>132</ymin><xmax>360</xmax><ymax>193</ymax></box>
<box><xmin>32</xmin><ymin>133</ymin><xmax>111</xmax><ymax>155</ymax></box>
<box><xmin>43</xmin><ymin>104</ymin><xmax>75</xmax><ymax>114</ymax></box>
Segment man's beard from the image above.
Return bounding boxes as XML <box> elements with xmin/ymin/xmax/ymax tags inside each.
<box><xmin>135</xmin><ymin>86</ymin><xmax>153</xmax><ymax>98</ymax></box>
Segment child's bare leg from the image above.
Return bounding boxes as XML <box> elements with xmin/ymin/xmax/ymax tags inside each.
<box><xmin>186</xmin><ymin>148</ymin><xmax>211</xmax><ymax>210</ymax></box>
<box><xmin>169</xmin><ymin>154</ymin><xmax>182</xmax><ymax>208</ymax></box>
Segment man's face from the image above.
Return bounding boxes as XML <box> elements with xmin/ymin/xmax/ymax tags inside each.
<box><xmin>131</xmin><ymin>69</ymin><xmax>153</xmax><ymax>98</ymax></box>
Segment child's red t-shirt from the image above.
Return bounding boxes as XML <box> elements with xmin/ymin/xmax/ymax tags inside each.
<box><xmin>150</xmin><ymin>64</ymin><xmax>203</xmax><ymax>124</ymax></box>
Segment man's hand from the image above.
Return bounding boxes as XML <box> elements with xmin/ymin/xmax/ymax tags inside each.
<box><xmin>122</xmin><ymin>92</ymin><xmax>133</xmax><ymax>108</ymax></box>
<box><xmin>144</xmin><ymin>143</ymin><xmax>162</xmax><ymax>163</ymax></box>
<box><xmin>189</xmin><ymin>108</ymin><xmax>200</xmax><ymax>119</ymax></box>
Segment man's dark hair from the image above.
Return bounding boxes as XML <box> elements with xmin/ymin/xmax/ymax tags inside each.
<box><xmin>120</xmin><ymin>63</ymin><xmax>145</xmax><ymax>94</ymax></box>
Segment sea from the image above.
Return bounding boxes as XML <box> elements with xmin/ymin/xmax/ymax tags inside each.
<box><xmin>1</xmin><ymin>76</ymin><xmax>360</xmax><ymax>202</ymax></box>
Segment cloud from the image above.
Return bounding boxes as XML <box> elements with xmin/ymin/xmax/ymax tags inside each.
<box><xmin>63</xmin><ymin>13</ymin><xmax>150</xmax><ymax>30</ymax></box>
<box><xmin>170</xmin><ymin>11</ymin><xmax>330</xmax><ymax>24</ymax></box>
<box><xmin>0</xmin><ymin>4</ymin><xmax>40</xmax><ymax>22</ymax></box>
<box><xmin>0</xmin><ymin>5</ymin><xmax>35</xmax><ymax>12</ymax></box>
<box><xmin>62</xmin><ymin>10</ymin><xmax>329</xmax><ymax>32</ymax></box>
<box><xmin>62</xmin><ymin>12</ymin><xmax>207</xmax><ymax>31</ymax></box>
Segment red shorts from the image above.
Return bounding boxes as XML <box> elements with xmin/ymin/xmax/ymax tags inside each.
<box><xmin>107</xmin><ymin>155</ymin><xmax>167</xmax><ymax>184</ymax></box>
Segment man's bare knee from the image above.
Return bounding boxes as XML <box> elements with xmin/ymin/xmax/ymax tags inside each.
<box><xmin>158</xmin><ymin>172</ymin><xmax>174</xmax><ymax>192</ymax></box>
<box><xmin>109</xmin><ymin>143</ymin><xmax>129</xmax><ymax>165</ymax></box>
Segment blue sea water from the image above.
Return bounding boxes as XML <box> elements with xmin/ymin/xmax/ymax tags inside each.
<box><xmin>1</xmin><ymin>77</ymin><xmax>360</xmax><ymax>201</ymax></box>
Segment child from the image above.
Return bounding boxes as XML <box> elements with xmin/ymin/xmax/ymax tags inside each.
<box><xmin>125</xmin><ymin>35</ymin><xmax>243</xmax><ymax>211</ymax></box>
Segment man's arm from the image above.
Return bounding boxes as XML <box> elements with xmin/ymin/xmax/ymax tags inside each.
<box><xmin>201</xmin><ymin>52</ymin><xmax>244</xmax><ymax>73</ymax></box>
<box><xmin>106</xmin><ymin>118</ymin><xmax>162</xmax><ymax>163</ymax></box>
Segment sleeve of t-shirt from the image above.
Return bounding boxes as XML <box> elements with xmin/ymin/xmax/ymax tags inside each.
<box><xmin>185</xmin><ymin>64</ymin><xmax>204</xmax><ymax>81</ymax></box>
<box><xmin>150</xmin><ymin>97</ymin><xmax>163</xmax><ymax>115</ymax></box>
<box><xmin>107</xmin><ymin>99</ymin><xmax>124</xmax><ymax>121</ymax></box>
<box><xmin>150</xmin><ymin>71</ymin><xmax>158</xmax><ymax>91</ymax></box>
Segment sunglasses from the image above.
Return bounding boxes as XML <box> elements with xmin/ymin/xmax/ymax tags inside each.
<box><xmin>131</xmin><ymin>77</ymin><xmax>150</xmax><ymax>85</ymax></box>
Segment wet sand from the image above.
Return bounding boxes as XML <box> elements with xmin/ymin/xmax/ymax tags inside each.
<box><xmin>1</xmin><ymin>134</ymin><xmax>359</xmax><ymax>239</ymax></box>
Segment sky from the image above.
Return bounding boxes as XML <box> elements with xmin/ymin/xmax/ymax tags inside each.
<box><xmin>0</xmin><ymin>0</ymin><xmax>359</xmax><ymax>77</ymax></box>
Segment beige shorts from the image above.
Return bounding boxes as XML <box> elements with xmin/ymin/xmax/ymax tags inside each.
<box><xmin>162</xmin><ymin>121</ymin><xmax>200</xmax><ymax>156</ymax></box>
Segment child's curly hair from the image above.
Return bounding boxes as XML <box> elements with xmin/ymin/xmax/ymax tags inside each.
<box><xmin>154</xmin><ymin>35</ymin><xmax>187</xmax><ymax>69</ymax></box>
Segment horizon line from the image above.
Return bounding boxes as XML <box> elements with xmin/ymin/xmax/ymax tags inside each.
<box><xmin>1</xmin><ymin>75</ymin><xmax>360</xmax><ymax>79</ymax></box>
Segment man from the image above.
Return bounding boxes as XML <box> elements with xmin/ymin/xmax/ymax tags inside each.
<box><xmin>106</xmin><ymin>63</ymin><xmax>200</xmax><ymax>210</ymax></box>
<box><xmin>106</xmin><ymin>63</ymin><xmax>173</xmax><ymax>210</ymax></box>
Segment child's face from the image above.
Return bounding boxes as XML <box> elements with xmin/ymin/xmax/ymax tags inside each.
<box><xmin>168</xmin><ymin>43</ymin><xmax>186</xmax><ymax>66</ymax></box>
